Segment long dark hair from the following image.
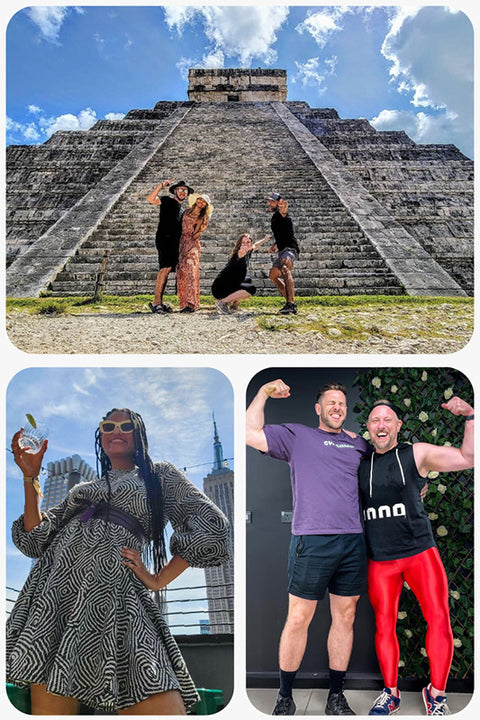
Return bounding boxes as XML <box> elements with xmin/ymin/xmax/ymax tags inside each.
<box><xmin>95</xmin><ymin>408</ymin><xmax>167</xmax><ymax>574</ymax></box>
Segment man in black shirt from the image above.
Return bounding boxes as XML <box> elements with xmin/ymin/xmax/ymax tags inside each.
<box><xmin>147</xmin><ymin>178</ymin><xmax>193</xmax><ymax>313</ymax></box>
<box><xmin>266</xmin><ymin>192</ymin><xmax>300</xmax><ymax>315</ymax></box>
<box><xmin>359</xmin><ymin>396</ymin><xmax>474</xmax><ymax>716</ymax></box>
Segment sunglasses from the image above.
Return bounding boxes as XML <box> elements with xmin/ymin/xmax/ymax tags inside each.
<box><xmin>99</xmin><ymin>420</ymin><xmax>134</xmax><ymax>434</ymax></box>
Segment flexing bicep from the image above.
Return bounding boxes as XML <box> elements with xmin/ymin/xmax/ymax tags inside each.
<box><xmin>414</xmin><ymin>442</ymin><xmax>473</xmax><ymax>476</ymax></box>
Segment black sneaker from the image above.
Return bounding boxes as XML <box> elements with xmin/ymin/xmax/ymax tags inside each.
<box><xmin>325</xmin><ymin>691</ymin><xmax>356</xmax><ymax>715</ymax></box>
<box><xmin>279</xmin><ymin>302</ymin><xmax>297</xmax><ymax>315</ymax></box>
<box><xmin>180</xmin><ymin>306</ymin><xmax>195</xmax><ymax>314</ymax></box>
<box><xmin>149</xmin><ymin>302</ymin><xmax>172</xmax><ymax>314</ymax></box>
<box><xmin>272</xmin><ymin>694</ymin><xmax>296</xmax><ymax>715</ymax></box>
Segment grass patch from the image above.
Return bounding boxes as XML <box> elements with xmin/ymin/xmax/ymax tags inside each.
<box><xmin>6</xmin><ymin>293</ymin><xmax>473</xmax><ymax>316</ymax></box>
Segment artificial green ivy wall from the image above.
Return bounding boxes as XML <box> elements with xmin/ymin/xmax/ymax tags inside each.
<box><xmin>354</xmin><ymin>367</ymin><xmax>473</xmax><ymax>683</ymax></box>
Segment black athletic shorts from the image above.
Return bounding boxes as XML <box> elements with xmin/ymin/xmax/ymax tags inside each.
<box><xmin>155</xmin><ymin>232</ymin><xmax>180</xmax><ymax>270</ymax></box>
<box><xmin>288</xmin><ymin>533</ymin><xmax>367</xmax><ymax>600</ymax></box>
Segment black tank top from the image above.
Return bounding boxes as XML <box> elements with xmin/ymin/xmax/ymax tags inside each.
<box><xmin>358</xmin><ymin>443</ymin><xmax>436</xmax><ymax>561</ymax></box>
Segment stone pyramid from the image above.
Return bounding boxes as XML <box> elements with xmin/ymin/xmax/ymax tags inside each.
<box><xmin>6</xmin><ymin>68</ymin><xmax>472</xmax><ymax>298</ymax></box>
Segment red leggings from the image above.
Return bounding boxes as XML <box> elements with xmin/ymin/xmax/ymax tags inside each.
<box><xmin>368</xmin><ymin>547</ymin><xmax>453</xmax><ymax>691</ymax></box>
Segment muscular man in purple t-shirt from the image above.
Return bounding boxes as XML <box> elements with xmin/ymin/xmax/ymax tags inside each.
<box><xmin>246</xmin><ymin>379</ymin><xmax>370</xmax><ymax>716</ymax></box>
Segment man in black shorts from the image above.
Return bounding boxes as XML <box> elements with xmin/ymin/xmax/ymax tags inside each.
<box><xmin>266</xmin><ymin>192</ymin><xmax>300</xmax><ymax>315</ymax></box>
<box><xmin>247</xmin><ymin>379</ymin><xmax>370</xmax><ymax>715</ymax></box>
<box><xmin>146</xmin><ymin>178</ymin><xmax>193</xmax><ymax>313</ymax></box>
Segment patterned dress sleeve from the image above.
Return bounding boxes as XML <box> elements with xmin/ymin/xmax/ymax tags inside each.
<box><xmin>158</xmin><ymin>462</ymin><xmax>231</xmax><ymax>568</ymax></box>
<box><xmin>11</xmin><ymin>483</ymin><xmax>87</xmax><ymax>558</ymax></box>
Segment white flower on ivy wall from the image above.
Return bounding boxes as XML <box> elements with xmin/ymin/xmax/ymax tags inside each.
<box><xmin>403</xmin><ymin>398</ymin><xmax>411</xmax><ymax>407</ymax></box>
<box><xmin>398</xmin><ymin>660</ymin><xmax>405</xmax><ymax>668</ymax></box>
<box><xmin>363</xmin><ymin>431</ymin><xmax>371</xmax><ymax>440</ymax></box>
<box><xmin>443</xmin><ymin>442</ymin><xmax>452</xmax><ymax>447</ymax></box>
<box><xmin>420</xmin><ymin>647</ymin><xmax>428</xmax><ymax>657</ymax></box>
<box><xmin>372</xmin><ymin>377</ymin><xmax>382</xmax><ymax>388</ymax></box>
<box><xmin>419</xmin><ymin>411</ymin><xmax>429</xmax><ymax>422</ymax></box>
<box><xmin>453</xmin><ymin>638</ymin><xmax>463</xmax><ymax>648</ymax></box>
<box><xmin>404</xmin><ymin>629</ymin><xmax>413</xmax><ymax>638</ymax></box>
<box><xmin>404</xmin><ymin>581</ymin><xmax>410</xmax><ymax>590</ymax></box>
<box><xmin>450</xmin><ymin>590</ymin><xmax>460</xmax><ymax>600</ymax></box>
<box><xmin>428</xmin><ymin>513</ymin><xmax>438</xmax><ymax>521</ymax></box>
<box><xmin>391</xmin><ymin>385</ymin><xmax>398</xmax><ymax>393</ymax></box>
<box><xmin>444</xmin><ymin>388</ymin><xmax>454</xmax><ymax>400</ymax></box>
<box><xmin>421</xmin><ymin>371</ymin><xmax>428</xmax><ymax>381</ymax></box>
<box><xmin>397</xmin><ymin>611</ymin><xmax>407</xmax><ymax>620</ymax></box>
<box><xmin>431</xmin><ymin>428</ymin><xmax>438</xmax><ymax>438</ymax></box>
<box><xmin>437</xmin><ymin>525</ymin><xmax>449</xmax><ymax>537</ymax></box>
<box><xmin>428</xmin><ymin>471</ymin><xmax>439</xmax><ymax>479</ymax></box>
<box><xmin>437</xmin><ymin>484</ymin><xmax>447</xmax><ymax>494</ymax></box>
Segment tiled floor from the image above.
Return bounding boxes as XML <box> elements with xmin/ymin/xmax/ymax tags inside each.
<box><xmin>247</xmin><ymin>688</ymin><xmax>474</xmax><ymax>716</ymax></box>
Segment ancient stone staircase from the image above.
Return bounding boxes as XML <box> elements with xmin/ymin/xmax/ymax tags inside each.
<box><xmin>6</xmin><ymin>102</ymin><xmax>184</xmax><ymax>266</ymax></box>
<box><xmin>47</xmin><ymin>102</ymin><xmax>404</xmax><ymax>297</ymax></box>
<box><xmin>288</xmin><ymin>103</ymin><xmax>474</xmax><ymax>294</ymax></box>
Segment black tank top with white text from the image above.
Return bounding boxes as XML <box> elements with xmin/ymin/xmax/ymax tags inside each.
<box><xmin>358</xmin><ymin>443</ymin><xmax>436</xmax><ymax>561</ymax></box>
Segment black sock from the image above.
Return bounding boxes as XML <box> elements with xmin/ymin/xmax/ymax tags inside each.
<box><xmin>279</xmin><ymin>669</ymin><xmax>297</xmax><ymax>698</ymax></box>
<box><xmin>329</xmin><ymin>668</ymin><xmax>346</xmax><ymax>696</ymax></box>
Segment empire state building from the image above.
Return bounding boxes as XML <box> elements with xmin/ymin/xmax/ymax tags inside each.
<box><xmin>203</xmin><ymin>416</ymin><xmax>234</xmax><ymax>634</ymax></box>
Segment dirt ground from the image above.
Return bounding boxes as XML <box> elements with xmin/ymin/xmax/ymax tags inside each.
<box><xmin>6</xmin><ymin>301</ymin><xmax>473</xmax><ymax>355</ymax></box>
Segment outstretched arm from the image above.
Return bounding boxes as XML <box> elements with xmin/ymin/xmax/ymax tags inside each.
<box><xmin>246</xmin><ymin>379</ymin><xmax>290</xmax><ymax>451</ymax></box>
<box><xmin>413</xmin><ymin>396</ymin><xmax>474</xmax><ymax>476</ymax></box>
<box><xmin>252</xmin><ymin>234</ymin><xmax>271</xmax><ymax>251</ymax></box>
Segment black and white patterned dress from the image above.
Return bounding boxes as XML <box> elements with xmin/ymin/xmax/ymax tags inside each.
<box><xmin>6</xmin><ymin>462</ymin><xmax>231</xmax><ymax>712</ymax></box>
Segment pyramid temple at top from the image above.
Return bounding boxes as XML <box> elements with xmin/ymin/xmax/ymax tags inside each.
<box><xmin>6</xmin><ymin>68</ymin><xmax>473</xmax><ymax>298</ymax></box>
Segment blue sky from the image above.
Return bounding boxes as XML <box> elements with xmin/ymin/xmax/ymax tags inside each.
<box><xmin>5</xmin><ymin>5</ymin><xmax>474</xmax><ymax>158</ymax></box>
<box><xmin>5</xmin><ymin>366</ymin><xmax>233</xmax><ymax>632</ymax></box>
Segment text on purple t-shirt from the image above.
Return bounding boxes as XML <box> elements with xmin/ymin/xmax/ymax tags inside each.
<box><xmin>263</xmin><ymin>423</ymin><xmax>370</xmax><ymax>535</ymax></box>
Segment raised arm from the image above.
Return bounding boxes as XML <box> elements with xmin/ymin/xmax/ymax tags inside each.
<box><xmin>146</xmin><ymin>178</ymin><xmax>176</xmax><ymax>206</ymax></box>
<box><xmin>11</xmin><ymin>429</ymin><xmax>48</xmax><ymax>532</ymax></box>
<box><xmin>246</xmin><ymin>379</ymin><xmax>290</xmax><ymax>451</ymax></box>
<box><xmin>413</xmin><ymin>396</ymin><xmax>474</xmax><ymax>476</ymax></box>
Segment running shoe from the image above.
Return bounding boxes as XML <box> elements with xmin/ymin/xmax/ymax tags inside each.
<box><xmin>279</xmin><ymin>302</ymin><xmax>297</xmax><ymax>315</ymax></box>
<box><xmin>272</xmin><ymin>693</ymin><xmax>296</xmax><ymax>715</ymax></box>
<box><xmin>422</xmin><ymin>685</ymin><xmax>449</xmax><ymax>715</ymax></box>
<box><xmin>325</xmin><ymin>691</ymin><xmax>356</xmax><ymax>715</ymax></box>
<box><xmin>180</xmin><ymin>306</ymin><xmax>195</xmax><ymax>313</ymax></box>
<box><xmin>216</xmin><ymin>300</ymin><xmax>231</xmax><ymax>314</ymax></box>
<box><xmin>368</xmin><ymin>688</ymin><xmax>401</xmax><ymax>715</ymax></box>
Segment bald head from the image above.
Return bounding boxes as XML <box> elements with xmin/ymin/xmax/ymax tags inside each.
<box><xmin>367</xmin><ymin>401</ymin><xmax>402</xmax><ymax>453</ymax></box>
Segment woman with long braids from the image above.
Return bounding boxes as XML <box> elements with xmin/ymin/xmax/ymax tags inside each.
<box><xmin>6</xmin><ymin>408</ymin><xmax>230</xmax><ymax>715</ymax></box>
<box><xmin>176</xmin><ymin>193</ymin><xmax>213</xmax><ymax>313</ymax></box>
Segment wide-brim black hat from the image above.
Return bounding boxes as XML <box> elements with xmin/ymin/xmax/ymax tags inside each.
<box><xmin>169</xmin><ymin>180</ymin><xmax>194</xmax><ymax>195</ymax></box>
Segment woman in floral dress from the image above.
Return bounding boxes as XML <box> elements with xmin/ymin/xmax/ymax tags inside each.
<box><xmin>176</xmin><ymin>193</ymin><xmax>213</xmax><ymax>313</ymax></box>
<box><xmin>7</xmin><ymin>408</ymin><xmax>230</xmax><ymax>714</ymax></box>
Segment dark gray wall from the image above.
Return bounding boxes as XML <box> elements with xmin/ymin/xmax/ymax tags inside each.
<box><xmin>246</xmin><ymin>367</ymin><xmax>379</xmax><ymax>687</ymax></box>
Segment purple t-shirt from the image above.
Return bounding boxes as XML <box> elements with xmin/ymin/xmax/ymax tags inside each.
<box><xmin>263</xmin><ymin>423</ymin><xmax>369</xmax><ymax>535</ymax></box>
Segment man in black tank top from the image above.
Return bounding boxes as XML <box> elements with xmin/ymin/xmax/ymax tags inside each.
<box><xmin>359</xmin><ymin>397</ymin><xmax>473</xmax><ymax>716</ymax></box>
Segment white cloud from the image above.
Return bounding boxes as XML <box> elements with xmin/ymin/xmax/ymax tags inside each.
<box><xmin>28</xmin><ymin>104</ymin><xmax>42</xmax><ymax>115</ymax></box>
<box><xmin>165</xmin><ymin>6</ymin><xmax>289</xmax><ymax>66</ymax></box>
<box><xmin>39</xmin><ymin>108</ymin><xmax>99</xmax><ymax>136</ymax></box>
<box><xmin>296</xmin><ymin>6</ymin><xmax>353</xmax><ymax>48</ymax></box>
<box><xmin>294</xmin><ymin>57</ymin><xmax>337</xmax><ymax>93</ymax></box>
<box><xmin>105</xmin><ymin>112</ymin><xmax>126</xmax><ymax>121</ymax></box>
<box><xmin>379</xmin><ymin>7</ymin><xmax>473</xmax><ymax>156</ymax></box>
<box><xmin>26</xmin><ymin>7</ymin><xmax>71</xmax><ymax>44</ymax></box>
<box><xmin>370</xmin><ymin>107</ymin><xmax>471</xmax><ymax>158</ymax></box>
<box><xmin>6</xmin><ymin>108</ymin><xmax>125</xmax><ymax>145</ymax></box>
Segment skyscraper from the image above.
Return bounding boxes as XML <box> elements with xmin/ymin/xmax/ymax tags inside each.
<box><xmin>203</xmin><ymin>416</ymin><xmax>234</xmax><ymax>634</ymax></box>
<box><xmin>41</xmin><ymin>454</ymin><xmax>97</xmax><ymax>511</ymax></box>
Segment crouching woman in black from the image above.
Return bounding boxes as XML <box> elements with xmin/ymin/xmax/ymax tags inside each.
<box><xmin>212</xmin><ymin>232</ymin><xmax>269</xmax><ymax>314</ymax></box>
<box><xmin>7</xmin><ymin>408</ymin><xmax>231</xmax><ymax>715</ymax></box>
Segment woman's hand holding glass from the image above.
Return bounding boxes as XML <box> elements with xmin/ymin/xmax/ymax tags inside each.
<box><xmin>11</xmin><ymin>429</ymin><xmax>48</xmax><ymax>479</ymax></box>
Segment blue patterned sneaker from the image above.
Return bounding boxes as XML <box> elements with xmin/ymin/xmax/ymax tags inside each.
<box><xmin>369</xmin><ymin>688</ymin><xmax>401</xmax><ymax>715</ymax></box>
<box><xmin>422</xmin><ymin>685</ymin><xmax>449</xmax><ymax>715</ymax></box>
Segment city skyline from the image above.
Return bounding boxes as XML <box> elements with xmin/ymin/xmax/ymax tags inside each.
<box><xmin>6</xmin><ymin>366</ymin><xmax>234</xmax><ymax>610</ymax></box>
